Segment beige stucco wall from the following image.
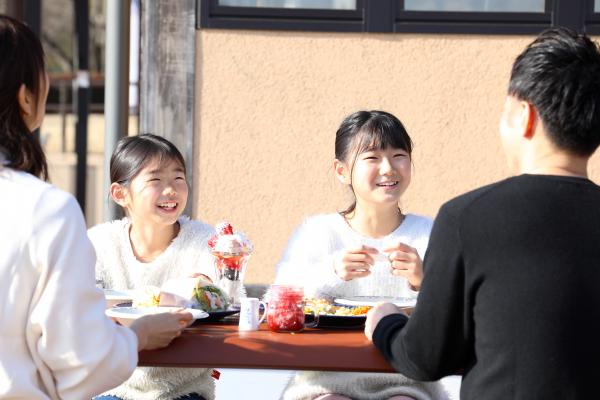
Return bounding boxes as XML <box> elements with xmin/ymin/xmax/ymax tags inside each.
<box><xmin>194</xmin><ymin>30</ymin><xmax>600</xmax><ymax>284</ymax></box>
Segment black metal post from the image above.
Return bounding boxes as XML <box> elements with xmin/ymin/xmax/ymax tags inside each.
<box><xmin>24</xmin><ymin>0</ymin><xmax>42</xmax><ymax>142</ymax></box>
<box><xmin>74</xmin><ymin>0</ymin><xmax>90</xmax><ymax>215</ymax></box>
<box><xmin>24</xmin><ymin>0</ymin><xmax>41</xmax><ymax>36</ymax></box>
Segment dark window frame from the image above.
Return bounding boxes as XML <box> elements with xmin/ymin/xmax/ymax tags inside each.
<box><xmin>197</xmin><ymin>0</ymin><xmax>596</xmax><ymax>35</ymax></box>
<box><xmin>585</xmin><ymin>0</ymin><xmax>600</xmax><ymax>34</ymax></box>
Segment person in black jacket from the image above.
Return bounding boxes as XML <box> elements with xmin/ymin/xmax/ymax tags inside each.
<box><xmin>365</xmin><ymin>27</ymin><xmax>600</xmax><ymax>400</ymax></box>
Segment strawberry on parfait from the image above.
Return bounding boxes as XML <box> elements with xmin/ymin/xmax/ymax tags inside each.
<box><xmin>208</xmin><ymin>222</ymin><xmax>253</xmax><ymax>306</ymax></box>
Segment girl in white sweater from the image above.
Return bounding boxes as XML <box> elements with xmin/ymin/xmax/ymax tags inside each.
<box><xmin>89</xmin><ymin>134</ymin><xmax>217</xmax><ymax>400</ymax></box>
<box><xmin>275</xmin><ymin>111</ymin><xmax>448</xmax><ymax>400</ymax></box>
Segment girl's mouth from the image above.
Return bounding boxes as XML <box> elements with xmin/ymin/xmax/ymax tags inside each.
<box><xmin>376</xmin><ymin>181</ymin><xmax>398</xmax><ymax>187</ymax></box>
<box><xmin>157</xmin><ymin>202</ymin><xmax>177</xmax><ymax>211</ymax></box>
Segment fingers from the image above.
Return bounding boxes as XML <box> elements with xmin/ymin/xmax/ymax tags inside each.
<box><xmin>176</xmin><ymin>311</ymin><xmax>194</xmax><ymax>327</ymax></box>
<box><xmin>347</xmin><ymin>244</ymin><xmax>378</xmax><ymax>255</ymax></box>
<box><xmin>344</xmin><ymin>248</ymin><xmax>376</xmax><ymax>265</ymax></box>
<box><xmin>382</xmin><ymin>242</ymin><xmax>417</xmax><ymax>254</ymax></box>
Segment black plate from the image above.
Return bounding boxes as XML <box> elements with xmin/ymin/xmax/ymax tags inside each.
<box><xmin>196</xmin><ymin>307</ymin><xmax>240</xmax><ymax>323</ymax></box>
<box><xmin>305</xmin><ymin>313</ymin><xmax>366</xmax><ymax>329</ymax></box>
<box><xmin>114</xmin><ymin>302</ymin><xmax>240</xmax><ymax>323</ymax></box>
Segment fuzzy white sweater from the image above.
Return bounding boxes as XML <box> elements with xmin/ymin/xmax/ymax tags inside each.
<box><xmin>87</xmin><ymin>216</ymin><xmax>217</xmax><ymax>400</ymax></box>
<box><xmin>275</xmin><ymin>213</ymin><xmax>449</xmax><ymax>400</ymax></box>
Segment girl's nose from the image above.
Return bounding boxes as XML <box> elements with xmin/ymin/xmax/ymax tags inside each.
<box><xmin>164</xmin><ymin>185</ymin><xmax>177</xmax><ymax>196</ymax></box>
<box><xmin>380</xmin><ymin>157</ymin><xmax>394</xmax><ymax>174</ymax></box>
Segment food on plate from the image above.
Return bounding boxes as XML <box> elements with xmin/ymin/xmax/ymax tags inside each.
<box><xmin>304</xmin><ymin>298</ymin><xmax>371</xmax><ymax>316</ymax></box>
<box><xmin>158</xmin><ymin>278</ymin><xmax>231</xmax><ymax>312</ymax></box>
<box><xmin>193</xmin><ymin>283</ymin><xmax>230</xmax><ymax>312</ymax></box>
<box><xmin>131</xmin><ymin>285</ymin><xmax>161</xmax><ymax>307</ymax></box>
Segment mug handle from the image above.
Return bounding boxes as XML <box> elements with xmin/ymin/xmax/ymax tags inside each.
<box><xmin>258</xmin><ymin>301</ymin><xmax>268</xmax><ymax>324</ymax></box>
<box><xmin>305</xmin><ymin>309</ymin><xmax>319</xmax><ymax>328</ymax></box>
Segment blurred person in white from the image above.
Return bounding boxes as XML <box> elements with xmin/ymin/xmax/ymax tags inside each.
<box><xmin>274</xmin><ymin>110</ymin><xmax>448</xmax><ymax>400</ymax></box>
<box><xmin>0</xmin><ymin>15</ymin><xmax>192</xmax><ymax>400</ymax></box>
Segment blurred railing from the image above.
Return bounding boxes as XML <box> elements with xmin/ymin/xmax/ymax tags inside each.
<box><xmin>47</xmin><ymin>72</ymin><xmax>105</xmax><ymax>152</ymax></box>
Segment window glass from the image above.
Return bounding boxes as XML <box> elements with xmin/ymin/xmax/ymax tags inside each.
<box><xmin>404</xmin><ymin>0</ymin><xmax>545</xmax><ymax>13</ymax></box>
<box><xmin>596</xmin><ymin>0</ymin><xmax>600</xmax><ymax>12</ymax></box>
<box><xmin>218</xmin><ymin>0</ymin><xmax>356</xmax><ymax>10</ymax></box>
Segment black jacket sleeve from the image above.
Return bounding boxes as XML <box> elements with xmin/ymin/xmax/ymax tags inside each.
<box><xmin>372</xmin><ymin>202</ymin><xmax>471</xmax><ymax>381</ymax></box>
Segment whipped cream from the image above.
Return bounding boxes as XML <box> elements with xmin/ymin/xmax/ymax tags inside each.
<box><xmin>211</xmin><ymin>233</ymin><xmax>253</xmax><ymax>255</ymax></box>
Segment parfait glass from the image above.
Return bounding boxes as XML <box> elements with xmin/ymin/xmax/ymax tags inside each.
<box><xmin>212</xmin><ymin>251</ymin><xmax>250</xmax><ymax>308</ymax></box>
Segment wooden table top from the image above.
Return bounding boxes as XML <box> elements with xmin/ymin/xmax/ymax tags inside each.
<box><xmin>138</xmin><ymin>319</ymin><xmax>395</xmax><ymax>372</ymax></box>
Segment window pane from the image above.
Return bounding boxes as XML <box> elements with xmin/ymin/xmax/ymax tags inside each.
<box><xmin>596</xmin><ymin>0</ymin><xmax>600</xmax><ymax>13</ymax></box>
<box><xmin>404</xmin><ymin>0</ymin><xmax>545</xmax><ymax>13</ymax></box>
<box><xmin>218</xmin><ymin>0</ymin><xmax>356</xmax><ymax>10</ymax></box>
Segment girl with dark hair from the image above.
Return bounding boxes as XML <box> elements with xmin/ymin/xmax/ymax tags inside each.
<box><xmin>0</xmin><ymin>15</ymin><xmax>192</xmax><ymax>400</ymax></box>
<box><xmin>88</xmin><ymin>134</ymin><xmax>227</xmax><ymax>400</ymax></box>
<box><xmin>273</xmin><ymin>111</ymin><xmax>447</xmax><ymax>400</ymax></box>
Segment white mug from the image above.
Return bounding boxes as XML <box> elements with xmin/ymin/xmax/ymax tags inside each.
<box><xmin>239</xmin><ymin>297</ymin><xmax>267</xmax><ymax>331</ymax></box>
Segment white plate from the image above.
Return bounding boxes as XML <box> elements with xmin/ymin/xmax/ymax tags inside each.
<box><xmin>103</xmin><ymin>289</ymin><xmax>135</xmax><ymax>301</ymax></box>
<box><xmin>106</xmin><ymin>306</ymin><xmax>209</xmax><ymax>321</ymax></box>
<box><xmin>334</xmin><ymin>296</ymin><xmax>417</xmax><ymax>308</ymax></box>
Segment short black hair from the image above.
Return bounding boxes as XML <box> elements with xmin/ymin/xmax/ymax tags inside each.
<box><xmin>508</xmin><ymin>27</ymin><xmax>600</xmax><ymax>156</ymax></box>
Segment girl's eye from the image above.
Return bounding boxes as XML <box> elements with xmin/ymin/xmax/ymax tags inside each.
<box><xmin>175</xmin><ymin>176</ymin><xmax>186</xmax><ymax>180</ymax></box>
<box><xmin>394</xmin><ymin>153</ymin><xmax>407</xmax><ymax>158</ymax></box>
<box><xmin>148</xmin><ymin>178</ymin><xmax>160</xmax><ymax>182</ymax></box>
<box><xmin>363</xmin><ymin>156</ymin><xmax>378</xmax><ymax>160</ymax></box>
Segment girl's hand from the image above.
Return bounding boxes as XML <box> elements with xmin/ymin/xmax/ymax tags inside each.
<box><xmin>334</xmin><ymin>245</ymin><xmax>378</xmax><ymax>281</ymax></box>
<box><xmin>383</xmin><ymin>242</ymin><xmax>423</xmax><ymax>290</ymax></box>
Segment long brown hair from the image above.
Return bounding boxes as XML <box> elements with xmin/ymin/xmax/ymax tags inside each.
<box><xmin>0</xmin><ymin>15</ymin><xmax>48</xmax><ymax>180</ymax></box>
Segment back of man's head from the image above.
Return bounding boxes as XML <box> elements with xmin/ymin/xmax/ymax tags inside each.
<box><xmin>508</xmin><ymin>27</ymin><xmax>600</xmax><ymax>156</ymax></box>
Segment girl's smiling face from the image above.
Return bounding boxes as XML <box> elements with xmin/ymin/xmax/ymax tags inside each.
<box><xmin>340</xmin><ymin>146</ymin><xmax>412</xmax><ymax>208</ymax></box>
<box><xmin>118</xmin><ymin>157</ymin><xmax>188</xmax><ymax>227</ymax></box>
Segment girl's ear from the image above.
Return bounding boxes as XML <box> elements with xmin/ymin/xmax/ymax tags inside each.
<box><xmin>17</xmin><ymin>83</ymin><xmax>34</xmax><ymax>120</ymax></box>
<box><xmin>334</xmin><ymin>159</ymin><xmax>351</xmax><ymax>185</ymax></box>
<box><xmin>110</xmin><ymin>182</ymin><xmax>129</xmax><ymax>207</ymax></box>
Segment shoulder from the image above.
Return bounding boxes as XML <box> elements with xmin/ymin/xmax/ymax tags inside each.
<box><xmin>439</xmin><ymin>177</ymin><xmax>519</xmax><ymax>219</ymax></box>
<box><xmin>174</xmin><ymin>216</ymin><xmax>215</xmax><ymax>246</ymax></box>
<box><xmin>87</xmin><ymin>219</ymin><xmax>128</xmax><ymax>250</ymax></box>
<box><xmin>1</xmin><ymin>168</ymin><xmax>75</xmax><ymax>214</ymax></box>
<box><xmin>297</xmin><ymin>213</ymin><xmax>342</xmax><ymax>232</ymax></box>
<box><xmin>282</xmin><ymin>213</ymin><xmax>345</xmax><ymax>254</ymax></box>
<box><xmin>404</xmin><ymin>214</ymin><xmax>433</xmax><ymax>230</ymax></box>
<box><xmin>179</xmin><ymin>216</ymin><xmax>215</xmax><ymax>235</ymax></box>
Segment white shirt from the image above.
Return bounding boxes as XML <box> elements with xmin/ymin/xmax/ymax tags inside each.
<box><xmin>0</xmin><ymin>167</ymin><xmax>137</xmax><ymax>400</ymax></box>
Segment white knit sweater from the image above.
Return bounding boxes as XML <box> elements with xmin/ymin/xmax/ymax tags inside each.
<box><xmin>87</xmin><ymin>216</ymin><xmax>217</xmax><ymax>400</ymax></box>
<box><xmin>274</xmin><ymin>213</ymin><xmax>449</xmax><ymax>400</ymax></box>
